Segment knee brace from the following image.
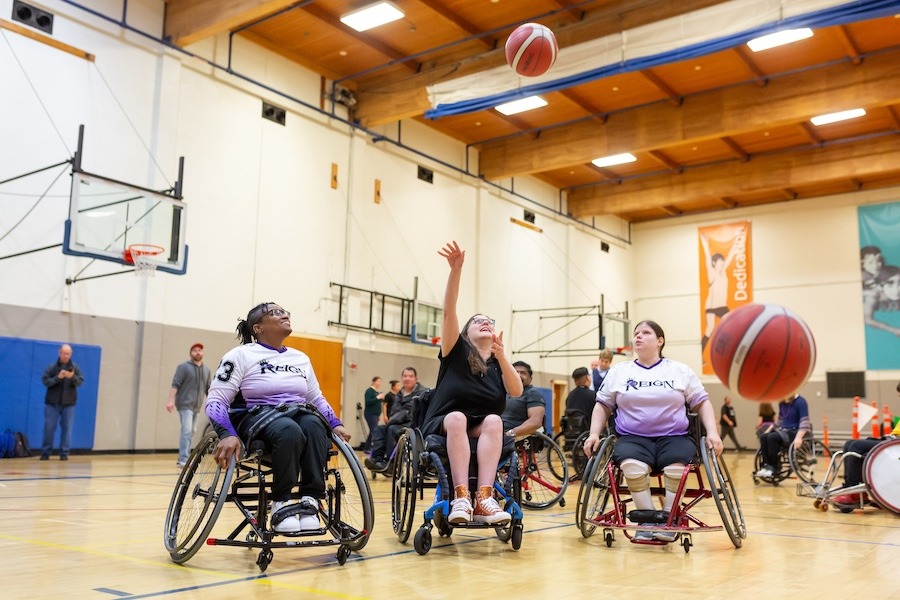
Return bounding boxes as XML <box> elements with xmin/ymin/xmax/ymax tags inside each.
<box><xmin>663</xmin><ymin>463</ymin><xmax>687</xmax><ymax>494</ymax></box>
<box><xmin>620</xmin><ymin>458</ymin><xmax>651</xmax><ymax>492</ymax></box>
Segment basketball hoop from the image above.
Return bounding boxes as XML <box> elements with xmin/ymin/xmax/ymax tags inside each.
<box><xmin>615</xmin><ymin>346</ymin><xmax>633</xmax><ymax>356</ymax></box>
<box><xmin>124</xmin><ymin>244</ymin><xmax>164</xmax><ymax>277</ymax></box>
<box><xmin>431</xmin><ymin>336</ymin><xmax>441</xmax><ymax>346</ymax></box>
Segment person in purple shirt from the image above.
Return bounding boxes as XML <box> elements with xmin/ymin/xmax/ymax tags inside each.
<box><xmin>583</xmin><ymin>320</ymin><xmax>722</xmax><ymax>542</ymax></box>
<box><xmin>206</xmin><ymin>302</ymin><xmax>351</xmax><ymax>533</ymax></box>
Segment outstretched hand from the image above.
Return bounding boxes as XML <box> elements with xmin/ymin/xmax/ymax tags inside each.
<box><xmin>438</xmin><ymin>241</ymin><xmax>465</xmax><ymax>270</ymax></box>
<box><xmin>490</xmin><ymin>331</ymin><xmax>505</xmax><ymax>357</ymax></box>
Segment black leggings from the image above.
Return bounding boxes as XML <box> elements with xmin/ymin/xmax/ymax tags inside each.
<box><xmin>249</xmin><ymin>410</ymin><xmax>330</xmax><ymax>501</ymax></box>
<box><xmin>842</xmin><ymin>438</ymin><xmax>881</xmax><ymax>486</ymax></box>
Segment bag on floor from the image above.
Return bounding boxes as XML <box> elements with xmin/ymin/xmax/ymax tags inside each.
<box><xmin>14</xmin><ymin>431</ymin><xmax>31</xmax><ymax>458</ymax></box>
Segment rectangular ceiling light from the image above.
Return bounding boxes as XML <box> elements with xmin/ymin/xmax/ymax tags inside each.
<box><xmin>494</xmin><ymin>96</ymin><xmax>547</xmax><ymax>116</ymax></box>
<box><xmin>810</xmin><ymin>108</ymin><xmax>866</xmax><ymax>126</ymax></box>
<box><xmin>747</xmin><ymin>28</ymin><xmax>813</xmax><ymax>52</ymax></box>
<box><xmin>340</xmin><ymin>2</ymin><xmax>404</xmax><ymax>32</ymax></box>
<box><xmin>592</xmin><ymin>152</ymin><xmax>637</xmax><ymax>168</ymax></box>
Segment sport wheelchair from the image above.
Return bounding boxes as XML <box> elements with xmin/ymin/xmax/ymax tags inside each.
<box><xmin>554</xmin><ymin>409</ymin><xmax>590</xmax><ymax>481</ymax></box>
<box><xmin>808</xmin><ymin>438</ymin><xmax>900</xmax><ymax>515</ymax></box>
<box><xmin>752</xmin><ymin>432</ymin><xmax>831</xmax><ymax>486</ymax></box>
<box><xmin>575</xmin><ymin>419</ymin><xmax>746</xmax><ymax>552</ymax></box>
<box><xmin>510</xmin><ymin>431</ymin><xmax>568</xmax><ymax>509</ymax></box>
<box><xmin>391</xmin><ymin>424</ymin><xmax>525</xmax><ymax>554</ymax></box>
<box><xmin>163</xmin><ymin>410</ymin><xmax>374</xmax><ymax>570</ymax></box>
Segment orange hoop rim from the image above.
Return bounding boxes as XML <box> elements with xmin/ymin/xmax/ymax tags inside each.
<box><xmin>124</xmin><ymin>243</ymin><xmax>165</xmax><ymax>264</ymax></box>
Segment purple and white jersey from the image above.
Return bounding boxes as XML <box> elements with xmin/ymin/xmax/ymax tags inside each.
<box><xmin>596</xmin><ymin>358</ymin><xmax>708</xmax><ymax>437</ymax></box>
<box><xmin>206</xmin><ymin>343</ymin><xmax>341</xmax><ymax>437</ymax></box>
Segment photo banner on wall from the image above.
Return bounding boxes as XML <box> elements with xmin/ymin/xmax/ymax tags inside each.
<box><xmin>858</xmin><ymin>202</ymin><xmax>900</xmax><ymax>370</ymax></box>
<box><xmin>699</xmin><ymin>221</ymin><xmax>752</xmax><ymax>374</ymax></box>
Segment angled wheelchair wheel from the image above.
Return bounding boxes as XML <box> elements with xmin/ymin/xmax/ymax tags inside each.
<box><xmin>576</xmin><ymin>436</ymin><xmax>614</xmax><ymax>538</ymax></box>
<box><xmin>863</xmin><ymin>439</ymin><xmax>900</xmax><ymax>515</ymax></box>
<box><xmin>391</xmin><ymin>429</ymin><xmax>420</xmax><ymax>542</ymax></box>
<box><xmin>329</xmin><ymin>434</ymin><xmax>375</xmax><ymax>551</ymax></box>
<box><xmin>753</xmin><ymin>448</ymin><xmax>790</xmax><ymax>485</ymax></box>
<box><xmin>788</xmin><ymin>437</ymin><xmax>831</xmax><ymax>485</ymax></box>
<box><xmin>518</xmin><ymin>432</ymin><xmax>568</xmax><ymax>510</ymax></box>
<box><xmin>571</xmin><ymin>431</ymin><xmax>590</xmax><ymax>480</ymax></box>
<box><xmin>164</xmin><ymin>433</ymin><xmax>234</xmax><ymax>563</ymax></box>
<box><xmin>549</xmin><ymin>432</ymin><xmax>568</xmax><ymax>481</ymax></box>
<box><xmin>701</xmin><ymin>438</ymin><xmax>746</xmax><ymax>548</ymax></box>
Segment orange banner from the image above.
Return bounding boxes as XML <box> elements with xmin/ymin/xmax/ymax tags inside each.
<box><xmin>699</xmin><ymin>221</ymin><xmax>752</xmax><ymax>374</ymax></box>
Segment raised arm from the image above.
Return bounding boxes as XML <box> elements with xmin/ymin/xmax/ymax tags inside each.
<box><xmin>438</xmin><ymin>241</ymin><xmax>464</xmax><ymax>357</ymax></box>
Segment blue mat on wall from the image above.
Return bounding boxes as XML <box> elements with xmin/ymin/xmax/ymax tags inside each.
<box><xmin>0</xmin><ymin>336</ymin><xmax>101</xmax><ymax>451</ymax></box>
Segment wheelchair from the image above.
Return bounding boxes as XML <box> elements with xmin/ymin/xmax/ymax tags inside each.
<box><xmin>575</xmin><ymin>418</ymin><xmax>746</xmax><ymax>552</ymax></box>
<box><xmin>809</xmin><ymin>438</ymin><xmax>900</xmax><ymax>515</ymax></box>
<box><xmin>554</xmin><ymin>409</ymin><xmax>590</xmax><ymax>480</ymax></box>
<box><xmin>391</xmin><ymin>425</ymin><xmax>525</xmax><ymax>554</ymax></box>
<box><xmin>163</xmin><ymin>409</ymin><xmax>374</xmax><ymax>570</ymax></box>
<box><xmin>752</xmin><ymin>431</ymin><xmax>831</xmax><ymax>486</ymax></box>
<box><xmin>512</xmin><ymin>431</ymin><xmax>568</xmax><ymax>509</ymax></box>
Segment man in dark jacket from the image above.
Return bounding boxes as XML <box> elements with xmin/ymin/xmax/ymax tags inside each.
<box><xmin>365</xmin><ymin>367</ymin><xmax>426</xmax><ymax>472</ymax></box>
<box><xmin>40</xmin><ymin>344</ymin><xmax>84</xmax><ymax>460</ymax></box>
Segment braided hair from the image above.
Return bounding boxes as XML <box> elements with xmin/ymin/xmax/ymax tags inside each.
<box><xmin>236</xmin><ymin>301</ymin><xmax>277</xmax><ymax>344</ymax></box>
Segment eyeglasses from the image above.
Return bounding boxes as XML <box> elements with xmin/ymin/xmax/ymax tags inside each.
<box><xmin>265</xmin><ymin>308</ymin><xmax>291</xmax><ymax>319</ymax></box>
<box><xmin>471</xmin><ymin>316</ymin><xmax>495</xmax><ymax>327</ymax></box>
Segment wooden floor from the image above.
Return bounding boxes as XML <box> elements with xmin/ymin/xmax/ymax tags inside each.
<box><xmin>2</xmin><ymin>450</ymin><xmax>898</xmax><ymax>600</ymax></box>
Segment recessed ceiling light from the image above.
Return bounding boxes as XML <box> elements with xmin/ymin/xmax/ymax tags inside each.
<box><xmin>340</xmin><ymin>2</ymin><xmax>404</xmax><ymax>32</ymax></box>
<box><xmin>747</xmin><ymin>28</ymin><xmax>813</xmax><ymax>52</ymax></box>
<box><xmin>495</xmin><ymin>96</ymin><xmax>547</xmax><ymax>116</ymax></box>
<box><xmin>612</xmin><ymin>86</ymin><xmax>619</xmax><ymax>91</ymax></box>
<box><xmin>591</xmin><ymin>153</ymin><xmax>636</xmax><ymax>168</ymax></box>
<box><xmin>810</xmin><ymin>108</ymin><xmax>866</xmax><ymax>126</ymax></box>
<box><xmin>339</xmin><ymin>50</ymin><xmax>348</xmax><ymax>56</ymax></box>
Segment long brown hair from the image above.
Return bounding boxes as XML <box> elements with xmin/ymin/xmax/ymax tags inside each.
<box><xmin>460</xmin><ymin>314</ymin><xmax>488</xmax><ymax>376</ymax></box>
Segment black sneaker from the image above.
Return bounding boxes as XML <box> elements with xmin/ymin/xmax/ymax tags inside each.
<box><xmin>364</xmin><ymin>457</ymin><xmax>387</xmax><ymax>471</ymax></box>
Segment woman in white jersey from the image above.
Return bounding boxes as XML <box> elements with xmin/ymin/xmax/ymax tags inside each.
<box><xmin>583</xmin><ymin>320</ymin><xmax>722</xmax><ymax>541</ymax></box>
<box><xmin>206</xmin><ymin>302</ymin><xmax>351</xmax><ymax>533</ymax></box>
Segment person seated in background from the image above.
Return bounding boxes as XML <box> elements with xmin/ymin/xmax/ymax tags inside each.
<box><xmin>755</xmin><ymin>393</ymin><xmax>811</xmax><ymax>480</ymax></box>
<box><xmin>757</xmin><ymin>402</ymin><xmax>776</xmax><ymax>437</ymax></box>
<box><xmin>364</xmin><ymin>367</ymin><xmax>426</xmax><ymax>472</ymax></box>
<box><xmin>832</xmin><ymin>381</ymin><xmax>900</xmax><ymax>508</ymax></box>
<box><xmin>583</xmin><ymin>319</ymin><xmax>722</xmax><ymax>542</ymax></box>
<box><xmin>500</xmin><ymin>361</ymin><xmax>545</xmax><ymax>439</ymax></box>
<box><xmin>563</xmin><ymin>366</ymin><xmax>595</xmax><ymax>441</ymax></box>
<box><xmin>206</xmin><ymin>301</ymin><xmax>351</xmax><ymax>533</ymax></box>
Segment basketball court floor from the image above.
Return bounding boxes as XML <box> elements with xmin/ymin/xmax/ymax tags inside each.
<box><xmin>2</xmin><ymin>450</ymin><xmax>898</xmax><ymax>599</ymax></box>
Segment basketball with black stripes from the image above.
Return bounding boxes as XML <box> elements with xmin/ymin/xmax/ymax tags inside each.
<box><xmin>505</xmin><ymin>23</ymin><xmax>558</xmax><ymax>77</ymax></box>
<box><xmin>709</xmin><ymin>303</ymin><xmax>816</xmax><ymax>401</ymax></box>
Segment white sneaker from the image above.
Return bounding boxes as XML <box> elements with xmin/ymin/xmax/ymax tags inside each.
<box><xmin>653</xmin><ymin>529</ymin><xmax>678</xmax><ymax>542</ymax></box>
<box><xmin>755</xmin><ymin>467</ymin><xmax>773</xmax><ymax>479</ymax></box>
<box><xmin>297</xmin><ymin>496</ymin><xmax>320</xmax><ymax>531</ymax></box>
<box><xmin>633</xmin><ymin>526</ymin><xmax>654</xmax><ymax>541</ymax></box>
<box><xmin>272</xmin><ymin>501</ymin><xmax>303</xmax><ymax>533</ymax></box>
<box><xmin>448</xmin><ymin>496</ymin><xmax>473</xmax><ymax>523</ymax></box>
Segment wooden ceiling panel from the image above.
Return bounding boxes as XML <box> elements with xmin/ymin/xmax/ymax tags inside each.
<box><xmin>169</xmin><ymin>1</ymin><xmax>900</xmax><ymax>223</ymax></box>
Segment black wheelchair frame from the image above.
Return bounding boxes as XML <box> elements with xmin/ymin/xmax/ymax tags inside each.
<box><xmin>163</xmin><ymin>428</ymin><xmax>374</xmax><ymax>570</ymax></box>
<box><xmin>753</xmin><ymin>431</ymin><xmax>831</xmax><ymax>486</ymax></box>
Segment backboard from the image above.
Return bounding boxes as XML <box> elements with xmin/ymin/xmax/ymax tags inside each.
<box><xmin>411</xmin><ymin>300</ymin><xmax>443</xmax><ymax>345</ymax></box>
<box><xmin>62</xmin><ymin>172</ymin><xmax>188</xmax><ymax>274</ymax></box>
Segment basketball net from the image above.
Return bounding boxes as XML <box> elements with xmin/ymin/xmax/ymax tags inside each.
<box><xmin>133</xmin><ymin>252</ymin><xmax>157</xmax><ymax>277</ymax></box>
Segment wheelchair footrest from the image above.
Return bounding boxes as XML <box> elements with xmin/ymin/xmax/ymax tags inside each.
<box><xmin>627</xmin><ymin>510</ymin><xmax>670</xmax><ymax>524</ymax></box>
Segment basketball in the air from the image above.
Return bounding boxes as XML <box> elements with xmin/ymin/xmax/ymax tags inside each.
<box><xmin>505</xmin><ymin>23</ymin><xmax>558</xmax><ymax>77</ymax></box>
<box><xmin>708</xmin><ymin>303</ymin><xmax>816</xmax><ymax>401</ymax></box>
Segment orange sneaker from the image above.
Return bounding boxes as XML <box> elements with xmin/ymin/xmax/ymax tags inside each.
<box><xmin>473</xmin><ymin>485</ymin><xmax>511</xmax><ymax>525</ymax></box>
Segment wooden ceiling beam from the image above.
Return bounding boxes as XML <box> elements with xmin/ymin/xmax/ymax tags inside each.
<box><xmin>799</xmin><ymin>121</ymin><xmax>824</xmax><ymax>145</ymax></box>
<box><xmin>721</xmin><ymin>136</ymin><xmax>749</xmax><ymax>161</ymax></box>
<box><xmin>886</xmin><ymin>105</ymin><xmax>900</xmax><ymax>128</ymax></box>
<box><xmin>639</xmin><ymin>69</ymin><xmax>682</xmax><ymax>106</ymax></box>
<box><xmin>164</xmin><ymin>0</ymin><xmax>299</xmax><ymax>46</ymax></box>
<box><xmin>567</xmin><ymin>135</ymin><xmax>900</xmax><ymax>216</ymax></box>
<box><xmin>647</xmin><ymin>149</ymin><xmax>683</xmax><ymax>173</ymax></box>
<box><xmin>417</xmin><ymin>0</ymin><xmax>496</xmax><ymax>50</ymax></box>
<box><xmin>834</xmin><ymin>24</ymin><xmax>863</xmax><ymax>65</ymax></box>
<box><xmin>354</xmin><ymin>0</ymin><xmax>729</xmax><ymax>125</ymax></box>
<box><xmin>479</xmin><ymin>51</ymin><xmax>900</xmax><ymax>179</ymax></box>
<box><xmin>731</xmin><ymin>46</ymin><xmax>767</xmax><ymax>87</ymax></box>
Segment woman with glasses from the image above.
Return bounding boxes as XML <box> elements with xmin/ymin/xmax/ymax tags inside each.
<box><xmin>420</xmin><ymin>241</ymin><xmax>524</xmax><ymax>524</ymax></box>
<box><xmin>206</xmin><ymin>302</ymin><xmax>351</xmax><ymax>533</ymax></box>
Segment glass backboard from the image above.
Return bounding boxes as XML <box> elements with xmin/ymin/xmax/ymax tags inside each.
<box><xmin>62</xmin><ymin>172</ymin><xmax>188</xmax><ymax>274</ymax></box>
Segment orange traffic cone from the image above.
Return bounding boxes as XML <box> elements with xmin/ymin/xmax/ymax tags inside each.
<box><xmin>872</xmin><ymin>401</ymin><xmax>881</xmax><ymax>438</ymax></box>
<box><xmin>822</xmin><ymin>416</ymin><xmax>829</xmax><ymax>448</ymax></box>
<box><xmin>851</xmin><ymin>397</ymin><xmax>860</xmax><ymax>440</ymax></box>
<box><xmin>884</xmin><ymin>406</ymin><xmax>893</xmax><ymax>437</ymax></box>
